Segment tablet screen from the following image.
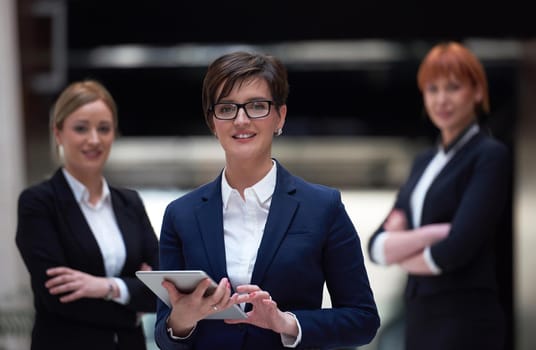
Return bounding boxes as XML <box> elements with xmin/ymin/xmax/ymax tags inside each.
<box><xmin>136</xmin><ymin>270</ymin><xmax>247</xmax><ymax>320</ymax></box>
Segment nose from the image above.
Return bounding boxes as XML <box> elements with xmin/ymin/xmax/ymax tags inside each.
<box><xmin>436</xmin><ymin>90</ymin><xmax>449</xmax><ymax>104</ymax></box>
<box><xmin>88</xmin><ymin>128</ymin><xmax>100</xmax><ymax>144</ymax></box>
<box><xmin>233</xmin><ymin>107</ymin><xmax>250</xmax><ymax>125</ymax></box>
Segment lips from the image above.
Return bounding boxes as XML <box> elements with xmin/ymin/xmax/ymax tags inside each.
<box><xmin>233</xmin><ymin>133</ymin><xmax>256</xmax><ymax>139</ymax></box>
<box><xmin>434</xmin><ymin>110</ymin><xmax>452</xmax><ymax>119</ymax></box>
<box><xmin>83</xmin><ymin>149</ymin><xmax>102</xmax><ymax>158</ymax></box>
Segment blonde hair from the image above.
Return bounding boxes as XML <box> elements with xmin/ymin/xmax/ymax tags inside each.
<box><xmin>50</xmin><ymin>80</ymin><xmax>118</xmax><ymax>160</ymax></box>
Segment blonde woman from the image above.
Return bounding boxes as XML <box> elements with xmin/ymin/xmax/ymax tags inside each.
<box><xmin>16</xmin><ymin>80</ymin><xmax>159</xmax><ymax>350</ymax></box>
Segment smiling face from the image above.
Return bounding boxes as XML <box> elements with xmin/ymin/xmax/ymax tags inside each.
<box><xmin>423</xmin><ymin>74</ymin><xmax>482</xmax><ymax>145</ymax></box>
<box><xmin>54</xmin><ymin>99</ymin><xmax>115</xmax><ymax>179</ymax></box>
<box><xmin>212</xmin><ymin>77</ymin><xmax>286</xmax><ymax>166</ymax></box>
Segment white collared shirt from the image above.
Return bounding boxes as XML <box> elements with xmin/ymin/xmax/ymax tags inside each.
<box><xmin>62</xmin><ymin>168</ymin><xmax>130</xmax><ymax>304</ymax></box>
<box><xmin>221</xmin><ymin>163</ymin><xmax>276</xmax><ymax>291</ymax></box>
<box><xmin>220</xmin><ymin>161</ymin><xmax>302</xmax><ymax>347</ymax></box>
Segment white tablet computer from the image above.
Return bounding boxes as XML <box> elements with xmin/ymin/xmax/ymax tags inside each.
<box><xmin>136</xmin><ymin>270</ymin><xmax>247</xmax><ymax>320</ymax></box>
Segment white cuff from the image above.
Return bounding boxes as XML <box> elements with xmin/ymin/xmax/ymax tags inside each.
<box><xmin>112</xmin><ymin>277</ymin><xmax>130</xmax><ymax>304</ymax></box>
<box><xmin>423</xmin><ymin>247</ymin><xmax>442</xmax><ymax>275</ymax></box>
<box><xmin>370</xmin><ymin>232</ymin><xmax>389</xmax><ymax>265</ymax></box>
<box><xmin>166</xmin><ymin>317</ymin><xmax>196</xmax><ymax>339</ymax></box>
<box><xmin>281</xmin><ymin>312</ymin><xmax>302</xmax><ymax>348</ymax></box>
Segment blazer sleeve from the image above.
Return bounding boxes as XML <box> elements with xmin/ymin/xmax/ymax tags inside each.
<box><xmin>430</xmin><ymin>141</ymin><xmax>510</xmax><ymax>271</ymax></box>
<box><xmin>293</xmin><ymin>189</ymin><xmax>380</xmax><ymax>348</ymax></box>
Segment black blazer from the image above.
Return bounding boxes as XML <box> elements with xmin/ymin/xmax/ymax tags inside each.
<box><xmin>16</xmin><ymin>168</ymin><xmax>159</xmax><ymax>350</ymax></box>
<box><xmin>368</xmin><ymin>130</ymin><xmax>510</xmax><ymax>298</ymax></box>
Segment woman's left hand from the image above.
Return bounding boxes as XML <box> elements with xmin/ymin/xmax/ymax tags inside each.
<box><xmin>225</xmin><ymin>285</ymin><xmax>298</xmax><ymax>337</ymax></box>
<box><xmin>45</xmin><ymin>266</ymin><xmax>111</xmax><ymax>303</ymax></box>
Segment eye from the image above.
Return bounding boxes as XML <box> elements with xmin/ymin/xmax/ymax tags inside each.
<box><xmin>249</xmin><ymin>101</ymin><xmax>269</xmax><ymax>111</ymax></box>
<box><xmin>425</xmin><ymin>85</ymin><xmax>438</xmax><ymax>94</ymax></box>
<box><xmin>73</xmin><ymin>125</ymin><xmax>88</xmax><ymax>133</ymax></box>
<box><xmin>98</xmin><ymin>125</ymin><xmax>112</xmax><ymax>134</ymax></box>
<box><xmin>445</xmin><ymin>82</ymin><xmax>461</xmax><ymax>92</ymax></box>
<box><xmin>216</xmin><ymin>104</ymin><xmax>236</xmax><ymax>114</ymax></box>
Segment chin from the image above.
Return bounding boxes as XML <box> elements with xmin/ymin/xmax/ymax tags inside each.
<box><xmin>433</xmin><ymin>119</ymin><xmax>453</xmax><ymax>130</ymax></box>
<box><xmin>83</xmin><ymin>162</ymin><xmax>106</xmax><ymax>172</ymax></box>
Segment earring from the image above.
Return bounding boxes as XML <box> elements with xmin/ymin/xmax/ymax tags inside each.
<box><xmin>274</xmin><ymin>128</ymin><xmax>282</xmax><ymax>136</ymax></box>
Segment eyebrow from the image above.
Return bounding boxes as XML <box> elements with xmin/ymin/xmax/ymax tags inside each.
<box><xmin>217</xmin><ymin>97</ymin><xmax>271</xmax><ymax>103</ymax></box>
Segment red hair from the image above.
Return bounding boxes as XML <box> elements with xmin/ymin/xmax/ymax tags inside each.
<box><xmin>417</xmin><ymin>42</ymin><xmax>489</xmax><ymax>114</ymax></box>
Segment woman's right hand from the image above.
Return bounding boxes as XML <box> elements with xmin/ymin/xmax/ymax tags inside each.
<box><xmin>45</xmin><ymin>266</ymin><xmax>113</xmax><ymax>302</ymax></box>
<box><xmin>163</xmin><ymin>277</ymin><xmax>236</xmax><ymax>337</ymax></box>
<box><xmin>384</xmin><ymin>208</ymin><xmax>408</xmax><ymax>231</ymax></box>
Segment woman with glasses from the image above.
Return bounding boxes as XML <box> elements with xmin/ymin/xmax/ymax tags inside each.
<box><xmin>368</xmin><ymin>42</ymin><xmax>509</xmax><ymax>350</ymax></box>
<box><xmin>154</xmin><ymin>51</ymin><xmax>380</xmax><ymax>349</ymax></box>
<box><xmin>15</xmin><ymin>80</ymin><xmax>159</xmax><ymax>350</ymax></box>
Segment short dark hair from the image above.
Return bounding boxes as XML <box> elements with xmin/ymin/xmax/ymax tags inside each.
<box><xmin>201</xmin><ymin>51</ymin><xmax>289</xmax><ymax>132</ymax></box>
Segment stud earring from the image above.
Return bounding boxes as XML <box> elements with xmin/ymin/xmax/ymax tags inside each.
<box><xmin>58</xmin><ymin>144</ymin><xmax>64</xmax><ymax>159</ymax></box>
<box><xmin>274</xmin><ymin>128</ymin><xmax>282</xmax><ymax>136</ymax></box>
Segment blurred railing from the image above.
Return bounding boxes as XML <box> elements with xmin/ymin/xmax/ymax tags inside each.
<box><xmin>104</xmin><ymin>136</ymin><xmax>427</xmax><ymax>189</ymax></box>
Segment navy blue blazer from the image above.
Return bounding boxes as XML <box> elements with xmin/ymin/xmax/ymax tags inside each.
<box><xmin>155</xmin><ymin>161</ymin><xmax>379</xmax><ymax>350</ymax></box>
<box><xmin>16</xmin><ymin>168</ymin><xmax>159</xmax><ymax>350</ymax></box>
<box><xmin>368</xmin><ymin>130</ymin><xmax>510</xmax><ymax>298</ymax></box>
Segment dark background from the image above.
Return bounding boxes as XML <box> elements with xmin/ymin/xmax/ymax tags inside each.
<box><xmin>60</xmin><ymin>1</ymin><xmax>527</xmax><ymax>141</ymax></box>
<box><xmin>66</xmin><ymin>1</ymin><xmax>534</xmax><ymax>47</ymax></box>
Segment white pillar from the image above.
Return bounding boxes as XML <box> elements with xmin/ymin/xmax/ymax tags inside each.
<box><xmin>0</xmin><ymin>0</ymin><xmax>31</xmax><ymax>348</ymax></box>
<box><xmin>516</xmin><ymin>40</ymin><xmax>536</xmax><ymax>350</ymax></box>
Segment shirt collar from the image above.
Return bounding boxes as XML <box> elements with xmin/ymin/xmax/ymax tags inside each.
<box><xmin>439</xmin><ymin>122</ymin><xmax>480</xmax><ymax>154</ymax></box>
<box><xmin>221</xmin><ymin>160</ymin><xmax>277</xmax><ymax>208</ymax></box>
<box><xmin>62</xmin><ymin>168</ymin><xmax>111</xmax><ymax>207</ymax></box>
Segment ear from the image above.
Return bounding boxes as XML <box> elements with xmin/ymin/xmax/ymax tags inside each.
<box><xmin>276</xmin><ymin>104</ymin><xmax>287</xmax><ymax>131</ymax></box>
<box><xmin>474</xmin><ymin>85</ymin><xmax>483</xmax><ymax>105</ymax></box>
<box><xmin>53</xmin><ymin>127</ymin><xmax>62</xmax><ymax>146</ymax></box>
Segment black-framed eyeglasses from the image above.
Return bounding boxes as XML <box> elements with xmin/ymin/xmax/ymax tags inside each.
<box><xmin>211</xmin><ymin>100</ymin><xmax>273</xmax><ymax>120</ymax></box>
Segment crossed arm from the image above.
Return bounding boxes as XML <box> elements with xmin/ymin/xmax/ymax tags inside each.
<box><xmin>379</xmin><ymin>209</ymin><xmax>450</xmax><ymax>275</ymax></box>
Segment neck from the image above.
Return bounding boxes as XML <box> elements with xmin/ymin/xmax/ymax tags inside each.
<box><xmin>64</xmin><ymin>166</ymin><xmax>104</xmax><ymax>204</ymax></box>
<box><xmin>441</xmin><ymin>118</ymin><xmax>476</xmax><ymax>147</ymax></box>
<box><xmin>224</xmin><ymin>158</ymin><xmax>273</xmax><ymax>197</ymax></box>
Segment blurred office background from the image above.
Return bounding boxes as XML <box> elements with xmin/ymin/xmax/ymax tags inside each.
<box><xmin>1</xmin><ymin>0</ymin><xmax>534</xmax><ymax>349</ymax></box>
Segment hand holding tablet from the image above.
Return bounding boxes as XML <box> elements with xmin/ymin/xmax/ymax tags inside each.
<box><xmin>136</xmin><ymin>270</ymin><xmax>247</xmax><ymax>320</ymax></box>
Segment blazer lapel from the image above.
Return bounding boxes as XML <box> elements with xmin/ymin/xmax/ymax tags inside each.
<box><xmin>110</xmin><ymin>189</ymin><xmax>137</xmax><ymax>273</ymax></box>
<box><xmin>251</xmin><ymin>163</ymin><xmax>298</xmax><ymax>286</ymax></box>
<box><xmin>51</xmin><ymin>169</ymin><xmax>106</xmax><ymax>273</ymax></box>
<box><xmin>195</xmin><ymin>175</ymin><xmax>228</xmax><ymax>280</ymax></box>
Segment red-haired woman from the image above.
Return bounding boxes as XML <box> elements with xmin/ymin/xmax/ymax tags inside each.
<box><xmin>368</xmin><ymin>42</ymin><xmax>509</xmax><ymax>350</ymax></box>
